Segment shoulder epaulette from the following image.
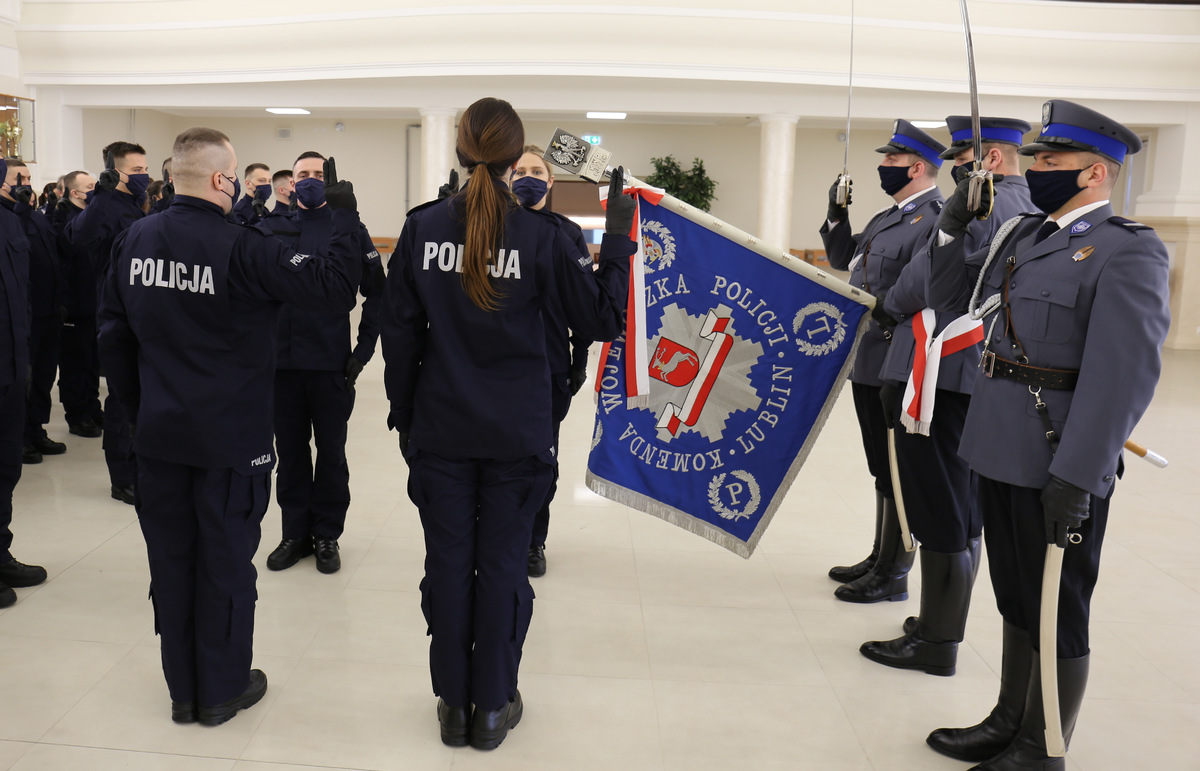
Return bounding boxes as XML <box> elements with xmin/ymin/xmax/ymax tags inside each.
<box><xmin>405</xmin><ymin>198</ymin><xmax>442</xmax><ymax>217</ymax></box>
<box><xmin>931</xmin><ymin>200</ymin><xmax>944</xmax><ymax>213</ymax></box>
<box><xmin>1109</xmin><ymin>216</ymin><xmax>1152</xmax><ymax>232</ymax></box>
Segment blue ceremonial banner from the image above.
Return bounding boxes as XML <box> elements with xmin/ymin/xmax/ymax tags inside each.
<box><xmin>585</xmin><ymin>190</ymin><xmax>873</xmax><ymax>558</ymax></box>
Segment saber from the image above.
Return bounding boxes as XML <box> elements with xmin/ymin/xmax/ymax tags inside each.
<box><xmin>834</xmin><ymin>0</ymin><xmax>855</xmax><ymax>206</ymax></box>
<box><xmin>1039</xmin><ymin>542</ymin><xmax>1069</xmax><ymax>757</ymax></box>
<box><xmin>543</xmin><ymin>128</ymin><xmax>613</xmax><ymax>183</ymax></box>
<box><xmin>886</xmin><ymin>427</ymin><xmax>916</xmax><ymax>552</ymax></box>
<box><xmin>957</xmin><ymin>0</ymin><xmax>994</xmax><ymax>218</ymax></box>
<box><xmin>1124</xmin><ymin>439</ymin><xmax>1168</xmax><ymax>468</ymax></box>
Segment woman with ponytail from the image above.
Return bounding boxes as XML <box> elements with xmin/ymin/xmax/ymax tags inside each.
<box><xmin>381</xmin><ymin>97</ymin><xmax>635</xmax><ymax>751</ymax></box>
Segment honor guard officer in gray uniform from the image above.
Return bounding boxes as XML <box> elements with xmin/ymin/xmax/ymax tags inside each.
<box><xmin>860</xmin><ymin>116</ymin><xmax>1034</xmax><ymax>676</ymax></box>
<box><xmin>924</xmin><ymin>101</ymin><xmax>1170</xmax><ymax>768</ymax></box>
<box><xmin>260</xmin><ymin>150</ymin><xmax>384</xmax><ymax>575</ymax></box>
<box><xmin>97</xmin><ymin>127</ymin><xmax>363</xmax><ymax>725</ymax></box>
<box><xmin>0</xmin><ymin>158</ymin><xmax>48</xmax><ymax>609</ymax></box>
<box><xmin>819</xmin><ymin>119</ymin><xmax>946</xmax><ymax>603</ymax></box>
<box><xmin>382</xmin><ymin>98</ymin><xmax>632</xmax><ymax>750</ymax></box>
<box><xmin>66</xmin><ymin>141</ymin><xmax>149</xmax><ymax>505</ymax></box>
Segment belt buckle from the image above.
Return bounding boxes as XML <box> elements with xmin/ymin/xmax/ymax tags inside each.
<box><xmin>979</xmin><ymin>350</ymin><xmax>996</xmax><ymax>378</ymax></box>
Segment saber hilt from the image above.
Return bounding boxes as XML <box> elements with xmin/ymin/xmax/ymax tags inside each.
<box><xmin>835</xmin><ymin>174</ymin><xmax>851</xmax><ymax>207</ymax></box>
<box><xmin>1124</xmin><ymin>439</ymin><xmax>1169</xmax><ymax>468</ymax></box>
<box><xmin>543</xmin><ymin>127</ymin><xmax>613</xmax><ymax>183</ymax></box>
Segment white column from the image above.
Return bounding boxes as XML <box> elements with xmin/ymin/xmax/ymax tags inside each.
<box><xmin>30</xmin><ymin>86</ymin><xmax>86</xmax><ymax>186</ymax></box>
<box><xmin>758</xmin><ymin>114</ymin><xmax>799</xmax><ymax>251</ymax></box>
<box><xmin>419</xmin><ymin>107</ymin><xmax>457</xmax><ymax>205</ymax></box>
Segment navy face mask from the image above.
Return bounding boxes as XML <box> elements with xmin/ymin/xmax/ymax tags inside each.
<box><xmin>1025</xmin><ymin>168</ymin><xmax>1085</xmax><ymax>214</ymax></box>
<box><xmin>85</xmin><ymin>189</ymin><xmax>96</xmax><ymax>205</ymax></box>
<box><xmin>220</xmin><ymin>174</ymin><xmax>240</xmax><ymax>204</ymax></box>
<box><xmin>951</xmin><ymin>163</ymin><xmax>972</xmax><ymax>185</ymax></box>
<box><xmin>294</xmin><ymin>177</ymin><xmax>326</xmax><ymax>208</ymax></box>
<box><xmin>254</xmin><ymin>183</ymin><xmax>272</xmax><ymax>201</ymax></box>
<box><xmin>125</xmin><ymin>173</ymin><xmax>151</xmax><ymax>202</ymax></box>
<box><xmin>877</xmin><ymin>164</ymin><xmax>912</xmax><ymax>196</ymax></box>
<box><xmin>511</xmin><ymin>176</ymin><xmax>548</xmax><ymax>208</ymax></box>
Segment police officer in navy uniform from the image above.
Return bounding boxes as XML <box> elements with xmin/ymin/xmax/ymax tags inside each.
<box><xmin>150</xmin><ymin>158</ymin><xmax>174</xmax><ymax>215</ymax></box>
<box><xmin>0</xmin><ymin>158</ymin><xmax>48</xmax><ymax>609</ymax></box>
<box><xmin>859</xmin><ymin>117</ymin><xmax>1035</xmax><ymax>676</ymax></box>
<box><xmin>66</xmin><ymin>141</ymin><xmax>150</xmax><ymax>504</ymax></box>
<box><xmin>260</xmin><ymin>150</ymin><xmax>384</xmax><ymax>575</ymax></box>
<box><xmin>508</xmin><ymin>144</ymin><xmax>593</xmax><ymax>578</ymax></box>
<box><xmin>382</xmin><ymin>98</ymin><xmax>633</xmax><ymax>750</ymax></box>
<box><xmin>819</xmin><ymin>119</ymin><xmax>946</xmax><ymax>603</ymax></box>
<box><xmin>924</xmin><ymin>101</ymin><xmax>1170</xmax><ymax>769</ymax></box>
<box><xmin>229</xmin><ymin>162</ymin><xmax>272</xmax><ymax>225</ymax></box>
<box><xmin>0</xmin><ymin>160</ymin><xmax>70</xmax><ymax>464</ymax></box>
<box><xmin>97</xmin><ymin>127</ymin><xmax>363</xmax><ymax>725</ymax></box>
<box><xmin>52</xmin><ymin>170</ymin><xmax>104</xmax><ymax>439</ymax></box>
<box><xmin>271</xmin><ymin>169</ymin><xmax>293</xmax><ymax>215</ymax></box>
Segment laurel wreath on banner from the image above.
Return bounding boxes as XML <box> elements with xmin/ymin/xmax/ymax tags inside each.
<box><xmin>591</xmin><ymin>420</ymin><xmax>603</xmax><ymax>450</ymax></box>
<box><xmin>641</xmin><ymin>220</ymin><xmax>676</xmax><ymax>274</ymax></box>
<box><xmin>707</xmin><ymin>470</ymin><xmax>762</xmax><ymax>521</ymax></box>
<box><xmin>792</xmin><ymin>302</ymin><xmax>848</xmax><ymax>357</ymax></box>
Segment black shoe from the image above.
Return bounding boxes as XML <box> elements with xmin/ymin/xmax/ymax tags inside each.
<box><xmin>0</xmin><ymin>582</ymin><xmax>14</xmax><ymax>609</ymax></box>
<box><xmin>265</xmin><ymin>538</ymin><xmax>313</xmax><ymax>571</ymax></box>
<box><xmin>437</xmin><ymin>698</ymin><xmax>470</xmax><ymax>747</ymax></box>
<box><xmin>68</xmin><ymin>419</ymin><xmax>103</xmax><ymax>438</ymax></box>
<box><xmin>470</xmin><ymin>691</ymin><xmax>523</xmax><ymax>750</ymax></box>
<box><xmin>111</xmin><ymin>485</ymin><xmax>135</xmax><ymax>505</ymax></box>
<box><xmin>172</xmin><ymin>701</ymin><xmax>197</xmax><ymax>724</ymax></box>
<box><xmin>527</xmin><ymin>545</ymin><xmax>546</xmax><ymax>578</ymax></box>
<box><xmin>21</xmin><ymin>446</ymin><xmax>42</xmax><ymax>464</ymax></box>
<box><xmin>313</xmin><ymin>538</ymin><xmax>341</xmax><ymax>574</ymax></box>
<box><xmin>198</xmin><ymin>669</ymin><xmax>267</xmax><ymax>726</ymax></box>
<box><xmin>0</xmin><ymin>559</ymin><xmax>48</xmax><ymax>588</ymax></box>
<box><xmin>828</xmin><ymin>490</ymin><xmax>885</xmax><ymax>583</ymax></box>
<box><xmin>31</xmin><ymin>435</ymin><xmax>66</xmax><ymax>455</ymax></box>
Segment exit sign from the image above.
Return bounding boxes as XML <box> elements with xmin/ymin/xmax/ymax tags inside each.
<box><xmin>582</xmin><ymin>134</ymin><xmax>602</xmax><ymax>145</ymax></box>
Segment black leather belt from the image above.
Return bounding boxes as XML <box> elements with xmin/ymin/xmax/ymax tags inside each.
<box><xmin>980</xmin><ymin>351</ymin><xmax>1078</xmax><ymax>390</ymax></box>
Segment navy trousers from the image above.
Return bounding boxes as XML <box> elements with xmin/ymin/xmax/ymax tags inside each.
<box><xmin>889</xmin><ymin>387</ymin><xmax>979</xmax><ymax>552</ymax></box>
<box><xmin>273</xmin><ymin>370</ymin><xmax>355</xmax><ymax>541</ymax></box>
<box><xmin>57</xmin><ymin>314</ymin><xmax>102</xmax><ymax>426</ymax></box>
<box><xmin>977</xmin><ymin>475</ymin><xmax>1110</xmax><ymax>658</ymax></box>
<box><xmin>136</xmin><ymin>455</ymin><xmax>271</xmax><ymax>706</ymax></box>
<box><xmin>409</xmin><ymin>451</ymin><xmax>553</xmax><ymax>711</ymax></box>
<box><xmin>25</xmin><ymin>313</ymin><xmax>61</xmax><ymax>444</ymax></box>
<box><xmin>0</xmin><ymin>382</ymin><xmax>24</xmax><ymax>563</ymax></box>
<box><xmin>850</xmin><ymin>382</ymin><xmax>893</xmax><ymax>497</ymax></box>
<box><xmin>529</xmin><ymin>426</ymin><xmax>561</xmax><ymax>550</ymax></box>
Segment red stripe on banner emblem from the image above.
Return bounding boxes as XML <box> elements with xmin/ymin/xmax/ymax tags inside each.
<box><xmin>657</xmin><ymin>311</ymin><xmax>733</xmax><ymax>436</ymax></box>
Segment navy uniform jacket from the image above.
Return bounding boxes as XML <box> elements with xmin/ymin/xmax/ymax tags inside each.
<box><xmin>228</xmin><ymin>195</ymin><xmax>264</xmax><ymax>226</ymax></box>
<box><xmin>65</xmin><ymin>187</ymin><xmax>145</xmax><ymax>295</ymax></box>
<box><xmin>96</xmin><ymin>195</ymin><xmax>363</xmax><ymax>470</ymax></box>
<box><xmin>0</xmin><ymin>207</ymin><xmax>31</xmax><ymax>388</ymax></box>
<box><xmin>1</xmin><ymin>199</ymin><xmax>64</xmax><ymax>318</ymax></box>
<box><xmin>879</xmin><ymin>177</ymin><xmax>1035</xmax><ymax>391</ymax></box>
<box><xmin>52</xmin><ymin>203</ymin><xmax>94</xmax><ymax>317</ymax></box>
<box><xmin>541</xmin><ymin>210</ymin><xmax>595</xmax><ymax>419</ymax></box>
<box><xmin>382</xmin><ymin>194</ymin><xmax>632</xmax><ymax>459</ymax></box>
<box><xmin>927</xmin><ymin>203</ymin><xmax>1170</xmax><ymax>497</ymax></box>
<box><xmin>820</xmin><ymin>187</ymin><xmax>944</xmax><ymax>386</ymax></box>
<box><xmin>257</xmin><ymin>206</ymin><xmax>384</xmax><ymax>370</ymax></box>
<box><xmin>272</xmin><ymin>201</ymin><xmax>290</xmax><ymax>216</ymax></box>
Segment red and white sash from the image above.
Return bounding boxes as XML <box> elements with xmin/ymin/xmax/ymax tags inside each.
<box><xmin>901</xmin><ymin>308</ymin><xmax>984</xmax><ymax>436</ymax></box>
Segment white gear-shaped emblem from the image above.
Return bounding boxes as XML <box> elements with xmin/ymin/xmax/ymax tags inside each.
<box><xmin>591</xmin><ymin>419</ymin><xmax>603</xmax><ymax>450</ymax></box>
<box><xmin>640</xmin><ymin>220</ymin><xmax>676</xmax><ymax>274</ymax></box>
<box><xmin>707</xmin><ymin>470</ymin><xmax>761</xmax><ymax>521</ymax></box>
<box><xmin>792</xmin><ymin>302</ymin><xmax>848</xmax><ymax>357</ymax></box>
<box><xmin>637</xmin><ymin>303</ymin><xmax>762</xmax><ymax>442</ymax></box>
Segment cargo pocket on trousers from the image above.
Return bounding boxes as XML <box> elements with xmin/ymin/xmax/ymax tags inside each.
<box><xmin>512</xmin><ymin>583</ymin><xmax>536</xmax><ymax>649</ymax></box>
<box><xmin>229</xmin><ymin>587</ymin><xmax>258</xmax><ymax>642</ymax></box>
<box><xmin>419</xmin><ymin>577</ymin><xmax>433</xmax><ymax>636</ymax></box>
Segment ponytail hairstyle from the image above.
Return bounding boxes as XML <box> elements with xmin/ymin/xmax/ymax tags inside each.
<box><xmin>455</xmin><ymin>97</ymin><xmax>525</xmax><ymax>311</ymax></box>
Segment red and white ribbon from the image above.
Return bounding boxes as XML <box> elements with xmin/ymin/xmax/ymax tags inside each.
<box><xmin>901</xmin><ymin>308</ymin><xmax>984</xmax><ymax>436</ymax></box>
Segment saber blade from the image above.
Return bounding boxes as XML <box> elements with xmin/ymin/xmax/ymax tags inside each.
<box><xmin>886</xmin><ymin>427</ymin><xmax>916</xmax><ymax>553</ymax></box>
<box><xmin>957</xmin><ymin>0</ymin><xmax>992</xmax><ymax>217</ymax></box>
<box><xmin>835</xmin><ymin>0</ymin><xmax>855</xmax><ymax>206</ymax></box>
<box><xmin>1040</xmin><ymin>544</ymin><xmax>1067</xmax><ymax>757</ymax></box>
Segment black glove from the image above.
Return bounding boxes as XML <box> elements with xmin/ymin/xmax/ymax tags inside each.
<box><xmin>98</xmin><ymin>151</ymin><xmax>120</xmax><ymax>192</ymax></box>
<box><xmin>437</xmin><ymin>169</ymin><xmax>459</xmax><ymax>200</ymax></box>
<box><xmin>323</xmin><ymin>157</ymin><xmax>357</xmax><ymax>211</ymax></box>
<box><xmin>568</xmin><ymin>368</ymin><xmax>588</xmax><ymax>396</ymax></box>
<box><xmin>345</xmin><ymin>355</ymin><xmax>364</xmax><ymax>389</ymax></box>
<box><xmin>604</xmin><ymin>166</ymin><xmax>636</xmax><ymax>237</ymax></box>
<box><xmin>251</xmin><ymin>199</ymin><xmax>267</xmax><ymax>219</ymax></box>
<box><xmin>11</xmin><ymin>186</ymin><xmax>33</xmax><ymax>207</ymax></box>
<box><xmin>871</xmin><ymin>289</ymin><xmax>898</xmax><ymax>334</ymax></box>
<box><xmin>879</xmin><ymin>382</ymin><xmax>899</xmax><ymax>429</ymax></box>
<box><xmin>1040</xmin><ymin>475</ymin><xmax>1090</xmax><ymax>548</ymax></box>
<box><xmin>938</xmin><ymin>172</ymin><xmax>1004</xmax><ymax>239</ymax></box>
<box><xmin>827</xmin><ymin>175</ymin><xmax>851</xmax><ymax>222</ymax></box>
<box><xmin>398</xmin><ymin>432</ymin><xmax>410</xmax><ymax>455</ymax></box>
<box><xmin>160</xmin><ymin>181</ymin><xmax>175</xmax><ymax>204</ymax></box>
<box><xmin>45</xmin><ymin>191</ymin><xmax>58</xmax><ymax>209</ymax></box>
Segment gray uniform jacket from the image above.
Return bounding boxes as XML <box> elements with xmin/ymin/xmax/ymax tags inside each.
<box><xmin>820</xmin><ymin>186</ymin><xmax>944</xmax><ymax>387</ymax></box>
<box><xmin>927</xmin><ymin>202</ymin><xmax>1170</xmax><ymax>497</ymax></box>
<box><xmin>879</xmin><ymin>176</ymin><xmax>1035</xmax><ymax>392</ymax></box>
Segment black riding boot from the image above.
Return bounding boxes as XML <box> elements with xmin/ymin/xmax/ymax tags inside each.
<box><xmin>860</xmin><ymin>545</ymin><xmax>975</xmax><ymax>675</ymax></box>
<box><xmin>926</xmin><ymin>621</ymin><xmax>1033</xmax><ymax>761</ymax></box>
<box><xmin>834</xmin><ymin>496</ymin><xmax>914</xmax><ymax>603</ymax></box>
<box><xmin>969</xmin><ymin>653</ymin><xmax>1089</xmax><ymax>770</ymax></box>
<box><xmin>828</xmin><ymin>490</ymin><xmax>885</xmax><ymax>583</ymax></box>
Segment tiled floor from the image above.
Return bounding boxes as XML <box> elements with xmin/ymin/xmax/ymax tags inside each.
<box><xmin>2</xmin><ymin>348</ymin><xmax>1197</xmax><ymax>770</ymax></box>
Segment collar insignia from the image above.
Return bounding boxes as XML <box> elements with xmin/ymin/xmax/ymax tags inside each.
<box><xmin>902</xmin><ymin>202</ymin><xmax>917</xmax><ymax>213</ymax></box>
<box><xmin>1070</xmin><ymin>220</ymin><xmax>1091</xmax><ymax>235</ymax></box>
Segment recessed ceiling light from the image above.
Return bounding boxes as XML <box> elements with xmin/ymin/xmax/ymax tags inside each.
<box><xmin>587</xmin><ymin>112</ymin><xmax>626</xmax><ymax>120</ymax></box>
<box><xmin>266</xmin><ymin>107</ymin><xmax>310</xmax><ymax>115</ymax></box>
<box><xmin>911</xmin><ymin>120</ymin><xmax>947</xmax><ymax>129</ymax></box>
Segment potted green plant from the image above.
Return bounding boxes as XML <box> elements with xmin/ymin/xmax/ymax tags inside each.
<box><xmin>644</xmin><ymin>155</ymin><xmax>718</xmax><ymax>212</ymax></box>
